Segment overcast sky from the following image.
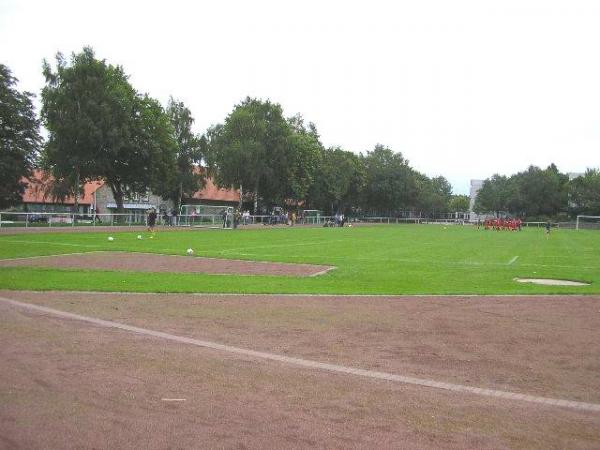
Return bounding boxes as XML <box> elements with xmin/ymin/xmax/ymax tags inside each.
<box><xmin>1</xmin><ymin>0</ymin><xmax>599</xmax><ymax>194</ymax></box>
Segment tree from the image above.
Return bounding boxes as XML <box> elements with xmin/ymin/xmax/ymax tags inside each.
<box><xmin>0</xmin><ymin>64</ymin><xmax>42</xmax><ymax>209</ymax></box>
<box><xmin>307</xmin><ymin>146</ymin><xmax>364</xmax><ymax>214</ymax></box>
<box><xmin>286</xmin><ymin>115</ymin><xmax>322</xmax><ymax>206</ymax></box>
<box><xmin>449</xmin><ymin>194</ymin><xmax>470</xmax><ymax>212</ymax></box>
<box><xmin>569</xmin><ymin>169</ymin><xmax>600</xmax><ymax>215</ymax></box>
<box><xmin>205</xmin><ymin>97</ymin><xmax>293</xmax><ymax>212</ymax></box>
<box><xmin>41</xmin><ymin>47</ymin><xmax>177</xmax><ymax>214</ymax></box>
<box><xmin>361</xmin><ymin>145</ymin><xmax>417</xmax><ymax>215</ymax></box>
<box><xmin>158</xmin><ymin>97</ymin><xmax>204</xmax><ymax>210</ymax></box>
<box><xmin>473</xmin><ymin>174</ymin><xmax>514</xmax><ymax>216</ymax></box>
<box><xmin>511</xmin><ymin>164</ymin><xmax>568</xmax><ymax>218</ymax></box>
<box><xmin>417</xmin><ymin>175</ymin><xmax>452</xmax><ymax>215</ymax></box>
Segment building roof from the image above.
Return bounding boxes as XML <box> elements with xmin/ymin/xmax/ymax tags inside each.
<box><xmin>188</xmin><ymin>176</ymin><xmax>240</xmax><ymax>203</ymax></box>
<box><xmin>21</xmin><ymin>170</ymin><xmax>103</xmax><ymax>205</ymax></box>
<box><xmin>21</xmin><ymin>169</ymin><xmax>239</xmax><ymax>205</ymax></box>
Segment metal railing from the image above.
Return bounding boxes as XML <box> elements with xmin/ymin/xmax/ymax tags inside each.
<box><xmin>0</xmin><ymin>212</ymin><xmax>149</xmax><ymax>228</ymax></box>
<box><xmin>0</xmin><ymin>211</ymin><xmax>584</xmax><ymax>230</ymax></box>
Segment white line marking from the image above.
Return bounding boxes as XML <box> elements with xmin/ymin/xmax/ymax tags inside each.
<box><xmin>3</xmin><ymin>290</ymin><xmax>598</xmax><ymax>299</ymax></box>
<box><xmin>0</xmin><ymin>251</ymin><xmax>104</xmax><ymax>262</ymax></box>
<box><xmin>508</xmin><ymin>256</ymin><xmax>519</xmax><ymax>265</ymax></box>
<box><xmin>2</xmin><ymin>239</ymin><xmax>104</xmax><ymax>249</ymax></box>
<box><xmin>1</xmin><ymin>296</ymin><xmax>598</xmax><ymax>413</ymax></box>
<box><xmin>161</xmin><ymin>398</ymin><xmax>186</xmax><ymax>402</ymax></box>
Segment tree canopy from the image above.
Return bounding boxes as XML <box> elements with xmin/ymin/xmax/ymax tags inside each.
<box><xmin>205</xmin><ymin>97</ymin><xmax>314</xmax><ymax>212</ymax></box>
<box><xmin>41</xmin><ymin>47</ymin><xmax>177</xmax><ymax>212</ymax></box>
<box><xmin>474</xmin><ymin>164</ymin><xmax>574</xmax><ymax>219</ymax></box>
<box><xmin>0</xmin><ymin>64</ymin><xmax>42</xmax><ymax>209</ymax></box>
<box><xmin>157</xmin><ymin>97</ymin><xmax>205</xmax><ymax>210</ymax></box>
<box><xmin>570</xmin><ymin>169</ymin><xmax>600</xmax><ymax>215</ymax></box>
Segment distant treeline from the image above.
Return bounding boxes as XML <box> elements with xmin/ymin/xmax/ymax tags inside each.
<box><xmin>1</xmin><ymin>47</ymin><xmax>597</xmax><ymax>219</ymax></box>
<box><xmin>474</xmin><ymin>166</ymin><xmax>600</xmax><ymax>220</ymax></box>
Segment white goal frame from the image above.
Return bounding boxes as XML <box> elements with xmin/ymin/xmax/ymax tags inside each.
<box><xmin>576</xmin><ymin>215</ymin><xmax>600</xmax><ymax>230</ymax></box>
<box><xmin>179</xmin><ymin>204</ymin><xmax>235</xmax><ymax>229</ymax></box>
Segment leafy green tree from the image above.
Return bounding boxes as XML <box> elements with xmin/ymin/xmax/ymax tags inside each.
<box><xmin>449</xmin><ymin>194</ymin><xmax>470</xmax><ymax>212</ymax></box>
<box><xmin>286</xmin><ymin>115</ymin><xmax>322</xmax><ymax>206</ymax></box>
<box><xmin>307</xmin><ymin>146</ymin><xmax>364</xmax><ymax>214</ymax></box>
<box><xmin>41</xmin><ymin>47</ymin><xmax>177</xmax><ymax>214</ymax></box>
<box><xmin>0</xmin><ymin>64</ymin><xmax>42</xmax><ymax>209</ymax></box>
<box><xmin>417</xmin><ymin>175</ymin><xmax>452</xmax><ymax>215</ymax></box>
<box><xmin>205</xmin><ymin>97</ymin><xmax>294</xmax><ymax>212</ymax></box>
<box><xmin>159</xmin><ymin>97</ymin><xmax>204</xmax><ymax>210</ymax></box>
<box><xmin>511</xmin><ymin>164</ymin><xmax>568</xmax><ymax>218</ymax></box>
<box><xmin>473</xmin><ymin>174</ymin><xmax>514</xmax><ymax>216</ymax></box>
<box><xmin>361</xmin><ymin>145</ymin><xmax>417</xmax><ymax>215</ymax></box>
<box><xmin>569</xmin><ymin>169</ymin><xmax>600</xmax><ymax>215</ymax></box>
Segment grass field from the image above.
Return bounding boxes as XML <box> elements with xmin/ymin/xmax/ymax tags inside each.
<box><xmin>1</xmin><ymin>224</ymin><xmax>599</xmax><ymax>449</ymax></box>
<box><xmin>0</xmin><ymin>224</ymin><xmax>598</xmax><ymax>294</ymax></box>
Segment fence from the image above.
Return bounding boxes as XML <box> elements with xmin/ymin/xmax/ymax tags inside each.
<box><xmin>0</xmin><ymin>211</ymin><xmax>584</xmax><ymax>230</ymax></box>
<box><xmin>0</xmin><ymin>212</ymin><xmax>150</xmax><ymax>228</ymax></box>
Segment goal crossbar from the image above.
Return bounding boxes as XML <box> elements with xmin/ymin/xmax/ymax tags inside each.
<box><xmin>576</xmin><ymin>215</ymin><xmax>600</xmax><ymax>230</ymax></box>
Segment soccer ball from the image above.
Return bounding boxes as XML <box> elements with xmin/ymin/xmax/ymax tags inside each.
<box><xmin>186</xmin><ymin>248</ymin><xmax>194</xmax><ymax>255</ymax></box>
<box><xmin>137</xmin><ymin>235</ymin><xmax>142</xmax><ymax>240</ymax></box>
<box><xmin>108</xmin><ymin>236</ymin><xmax>114</xmax><ymax>241</ymax></box>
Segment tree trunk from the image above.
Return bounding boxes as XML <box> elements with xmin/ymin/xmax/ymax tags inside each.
<box><xmin>253</xmin><ymin>181</ymin><xmax>259</xmax><ymax>214</ymax></box>
<box><xmin>177</xmin><ymin>182</ymin><xmax>183</xmax><ymax>213</ymax></box>
<box><xmin>73</xmin><ymin>170</ymin><xmax>80</xmax><ymax>215</ymax></box>
<box><xmin>109</xmin><ymin>182</ymin><xmax>126</xmax><ymax>223</ymax></box>
<box><xmin>239</xmin><ymin>183</ymin><xmax>243</xmax><ymax>210</ymax></box>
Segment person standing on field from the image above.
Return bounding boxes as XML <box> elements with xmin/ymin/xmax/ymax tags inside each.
<box><xmin>221</xmin><ymin>208</ymin><xmax>228</xmax><ymax>228</ymax></box>
<box><xmin>147</xmin><ymin>208</ymin><xmax>157</xmax><ymax>232</ymax></box>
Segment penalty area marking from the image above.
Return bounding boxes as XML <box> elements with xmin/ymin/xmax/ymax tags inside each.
<box><xmin>508</xmin><ymin>256</ymin><xmax>519</xmax><ymax>265</ymax></box>
<box><xmin>1</xmin><ymin>296</ymin><xmax>599</xmax><ymax>414</ymax></box>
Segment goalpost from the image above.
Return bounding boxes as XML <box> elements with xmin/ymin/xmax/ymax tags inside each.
<box><xmin>576</xmin><ymin>215</ymin><xmax>600</xmax><ymax>230</ymax></box>
<box><xmin>179</xmin><ymin>204</ymin><xmax>235</xmax><ymax>229</ymax></box>
<box><xmin>303</xmin><ymin>209</ymin><xmax>323</xmax><ymax>225</ymax></box>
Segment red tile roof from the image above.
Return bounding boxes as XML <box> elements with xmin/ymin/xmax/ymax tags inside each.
<box><xmin>21</xmin><ymin>169</ymin><xmax>239</xmax><ymax>205</ymax></box>
<box><xmin>21</xmin><ymin>170</ymin><xmax>103</xmax><ymax>205</ymax></box>
<box><xmin>189</xmin><ymin>176</ymin><xmax>240</xmax><ymax>202</ymax></box>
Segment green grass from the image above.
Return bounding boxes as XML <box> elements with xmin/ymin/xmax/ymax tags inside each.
<box><xmin>0</xmin><ymin>224</ymin><xmax>599</xmax><ymax>294</ymax></box>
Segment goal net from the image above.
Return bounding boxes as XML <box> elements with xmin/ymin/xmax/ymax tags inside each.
<box><xmin>576</xmin><ymin>215</ymin><xmax>600</xmax><ymax>230</ymax></box>
<box><xmin>179</xmin><ymin>204</ymin><xmax>235</xmax><ymax>229</ymax></box>
<box><xmin>302</xmin><ymin>209</ymin><xmax>323</xmax><ymax>225</ymax></box>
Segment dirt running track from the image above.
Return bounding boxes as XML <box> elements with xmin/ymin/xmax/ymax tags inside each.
<box><xmin>0</xmin><ymin>290</ymin><xmax>599</xmax><ymax>449</ymax></box>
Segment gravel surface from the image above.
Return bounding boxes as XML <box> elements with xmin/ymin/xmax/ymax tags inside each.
<box><xmin>0</xmin><ymin>251</ymin><xmax>335</xmax><ymax>277</ymax></box>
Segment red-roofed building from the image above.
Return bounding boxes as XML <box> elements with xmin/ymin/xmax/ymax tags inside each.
<box><xmin>16</xmin><ymin>170</ymin><xmax>103</xmax><ymax>214</ymax></box>
<box><xmin>12</xmin><ymin>170</ymin><xmax>240</xmax><ymax>218</ymax></box>
<box><xmin>186</xmin><ymin>176</ymin><xmax>240</xmax><ymax>205</ymax></box>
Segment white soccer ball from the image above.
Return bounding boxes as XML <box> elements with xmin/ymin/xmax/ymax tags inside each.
<box><xmin>186</xmin><ymin>248</ymin><xmax>194</xmax><ymax>255</ymax></box>
<box><xmin>108</xmin><ymin>236</ymin><xmax>114</xmax><ymax>241</ymax></box>
<box><xmin>137</xmin><ymin>235</ymin><xmax>142</xmax><ymax>240</ymax></box>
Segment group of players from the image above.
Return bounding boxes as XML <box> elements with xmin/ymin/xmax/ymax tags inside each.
<box><xmin>478</xmin><ymin>218</ymin><xmax>523</xmax><ymax>231</ymax></box>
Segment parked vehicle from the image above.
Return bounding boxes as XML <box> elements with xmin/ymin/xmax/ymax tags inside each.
<box><xmin>27</xmin><ymin>214</ymin><xmax>48</xmax><ymax>223</ymax></box>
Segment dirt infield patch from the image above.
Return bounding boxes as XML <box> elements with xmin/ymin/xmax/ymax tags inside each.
<box><xmin>0</xmin><ymin>251</ymin><xmax>334</xmax><ymax>277</ymax></box>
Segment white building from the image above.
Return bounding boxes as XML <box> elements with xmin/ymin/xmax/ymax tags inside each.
<box><xmin>468</xmin><ymin>179</ymin><xmax>484</xmax><ymax>221</ymax></box>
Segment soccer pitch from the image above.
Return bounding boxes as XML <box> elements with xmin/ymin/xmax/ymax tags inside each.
<box><xmin>0</xmin><ymin>224</ymin><xmax>598</xmax><ymax>294</ymax></box>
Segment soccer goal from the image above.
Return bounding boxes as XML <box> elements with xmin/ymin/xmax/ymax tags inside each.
<box><xmin>576</xmin><ymin>215</ymin><xmax>600</xmax><ymax>230</ymax></box>
<box><xmin>179</xmin><ymin>204</ymin><xmax>234</xmax><ymax>229</ymax></box>
<box><xmin>302</xmin><ymin>209</ymin><xmax>323</xmax><ymax>225</ymax></box>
